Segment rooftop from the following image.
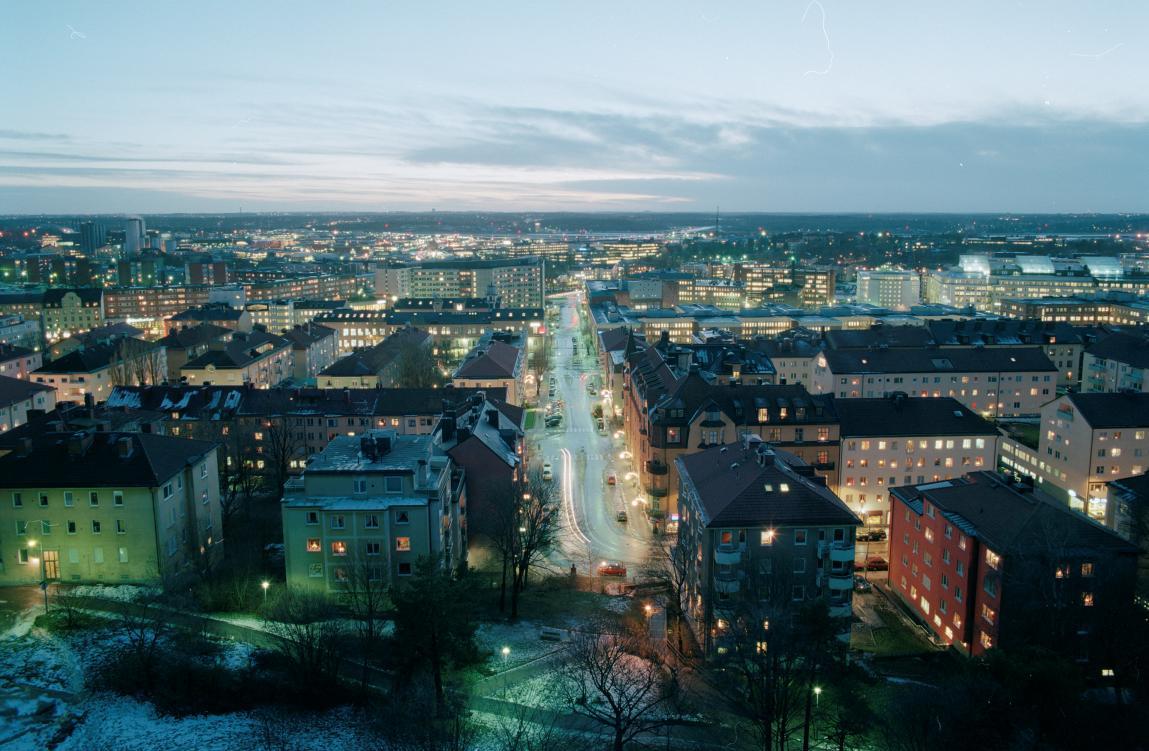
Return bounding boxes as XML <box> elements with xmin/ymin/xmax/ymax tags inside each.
<box><xmin>834</xmin><ymin>395</ymin><xmax>997</xmax><ymax>437</ymax></box>
<box><xmin>1064</xmin><ymin>392</ymin><xmax>1149</xmax><ymax>429</ymax></box>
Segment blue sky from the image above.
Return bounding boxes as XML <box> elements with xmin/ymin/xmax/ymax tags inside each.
<box><xmin>1</xmin><ymin>1</ymin><xmax>1147</xmax><ymax>213</ymax></box>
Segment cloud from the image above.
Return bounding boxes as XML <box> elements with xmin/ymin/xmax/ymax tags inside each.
<box><xmin>0</xmin><ymin>129</ymin><xmax>70</xmax><ymax>141</ymax></box>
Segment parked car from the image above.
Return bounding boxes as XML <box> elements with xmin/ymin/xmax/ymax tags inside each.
<box><xmin>616</xmin><ymin>510</ymin><xmax>628</xmax><ymax>523</ymax></box>
<box><xmin>544</xmin><ymin>414</ymin><xmax>563</xmax><ymax>428</ymax></box>
<box><xmin>853</xmin><ymin>575</ymin><xmax>872</xmax><ymax>593</ymax></box>
<box><xmin>542</xmin><ymin>462</ymin><xmax>553</xmax><ymax>481</ymax></box>
<box><xmin>606</xmin><ymin>473</ymin><xmax>617</xmax><ymax>486</ymax></box>
<box><xmin>598</xmin><ymin>561</ymin><xmax>627</xmax><ymax>577</ymax></box>
<box><xmin>864</xmin><ymin>556</ymin><xmax>889</xmax><ymax>572</ymax></box>
<box><xmin>857</xmin><ymin>529</ymin><xmax>887</xmax><ymax>542</ymax></box>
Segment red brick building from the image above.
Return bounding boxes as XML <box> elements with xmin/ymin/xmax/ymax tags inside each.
<box><xmin>889</xmin><ymin>472</ymin><xmax>1137</xmax><ymax>662</ymax></box>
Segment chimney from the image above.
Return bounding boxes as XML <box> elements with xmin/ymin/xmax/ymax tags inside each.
<box><xmin>755</xmin><ymin>444</ymin><xmax>775</xmax><ymax>466</ymax></box>
<box><xmin>486</xmin><ymin>408</ymin><xmax>500</xmax><ymax>427</ymax></box>
<box><xmin>67</xmin><ymin>431</ymin><xmax>93</xmax><ymax>459</ymax></box>
<box><xmin>116</xmin><ymin>436</ymin><xmax>134</xmax><ymax>460</ymax></box>
<box><xmin>17</xmin><ymin>437</ymin><xmax>33</xmax><ymax>457</ymax></box>
<box><xmin>376</xmin><ymin>433</ymin><xmax>392</xmax><ymax>455</ymax></box>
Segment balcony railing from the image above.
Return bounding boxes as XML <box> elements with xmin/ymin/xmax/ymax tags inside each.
<box><xmin>645</xmin><ymin>460</ymin><xmax>669</xmax><ymax>475</ymax></box>
<box><xmin>714</xmin><ymin>544</ymin><xmax>742</xmax><ymax>565</ymax></box>
<box><xmin>827</xmin><ymin>571</ymin><xmax>853</xmax><ymax>591</ymax></box>
<box><xmin>713</xmin><ymin>571</ymin><xmax>741</xmax><ymax>594</ymax></box>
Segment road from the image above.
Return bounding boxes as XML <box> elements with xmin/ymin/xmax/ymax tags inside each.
<box><xmin>533</xmin><ymin>292</ymin><xmax>651</xmax><ymax>575</ymax></box>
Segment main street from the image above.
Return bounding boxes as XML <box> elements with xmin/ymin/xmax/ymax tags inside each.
<box><xmin>533</xmin><ymin>292</ymin><xmax>651</xmax><ymax>575</ymax></box>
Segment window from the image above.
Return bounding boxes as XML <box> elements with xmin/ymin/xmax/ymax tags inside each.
<box><xmin>984</xmin><ymin>549</ymin><xmax>1001</xmax><ymax>570</ymax></box>
<box><xmin>760</xmin><ymin>529</ymin><xmax>775</xmax><ymax>546</ymax></box>
<box><xmin>984</xmin><ymin>576</ymin><xmax>997</xmax><ymax>597</ymax></box>
<box><xmin>666</xmin><ymin>427</ymin><xmax>681</xmax><ymax>444</ymax></box>
<box><xmin>791</xmin><ymin>585</ymin><xmax>805</xmax><ymax>601</ymax></box>
<box><xmin>793</xmin><ymin>558</ymin><xmax>806</xmax><ymax>573</ymax></box>
<box><xmin>67</xmin><ymin>520</ymin><xmax>77</xmax><ymax>535</ymax></box>
<box><xmin>1082</xmin><ymin>592</ymin><xmax>1094</xmax><ymax>607</ymax></box>
<box><xmin>793</xmin><ymin>529</ymin><xmax>807</xmax><ymax>546</ymax></box>
<box><xmin>63</xmin><ymin>491</ymin><xmax>73</xmax><ymax>507</ymax></box>
<box><xmin>365</xmin><ymin>514</ymin><xmax>380</xmax><ymax>529</ymax></box>
<box><xmin>956</xmin><ymin>561</ymin><xmax>964</xmax><ymax>576</ymax></box>
<box><xmin>118</xmin><ymin>547</ymin><xmax>128</xmax><ymax>563</ymax></box>
<box><xmin>39</xmin><ymin>493</ymin><xmax>48</xmax><ymax>507</ymax></box>
<box><xmin>396</xmin><ymin>511</ymin><xmax>409</xmax><ymax>525</ymax></box>
<box><xmin>955</xmin><ymin>585</ymin><xmax>963</xmax><ymax>602</ymax></box>
<box><xmin>162</xmin><ymin>483</ymin><xmax>174</xmax><ymax>500</ymax></box>
<box><xmin>330</xmin><ymin>515</ymin><xmax>345</xmax><ymax>530</ymax></box>
<box><xmin>93</xmin><ymin>547</ymin><xmax>104</xmax><ymax>564</ymax></box>
<box><xmin>398</xmin><ymin>562</ymin><xmax>413</xmax><ymax>576</ymax></box>
<box><xmin>306</xmin><ymin>538</ymin><xmax>321</xmax><ymax>552</ymax></box>
<box><xmin>89</xmin><ymin>491</ymin><xmax>99</xmax><ymax>507</ymax></box>
<box><xmin>1081</xmin><ymin>562</ymin><xmax>1095</xmax><ymax>578</ymax></box>
<box><xmin>980</xmin><ymin>631</ymin><xmax>993</xmax><ymax>650</ymax></box>
<box><xmin>91</xmin><ymin>520</ymin><xmax>102</xmax><ymax>534</ymax></box>
<box><xmin>308</xmin><ymin>563</ymin><xmax>324</xmax><ymax>578</ymax></box>
<box><xmin>11</xmin><ymin>492</ymin><xmax>22</xmax><ymax>508</ymax></box>
<box><xmin>353</xmin><ymin>477</ymin><xmax>368</xmax><ymax>494</ymax></box>
<box><xmin>305</xmin><ymin>511</ymin><xmax>319</xmax><ymax>525</ymax></box>
<box><xmin>331</xmin><ymin>541</ymin><xmax>347</xmax><ymax>556</ymax></box>
<box><xmin>115</xmin><ymin>519</ymin><xmax>126</xmax><ymax>534</ymax></box>
<box><xmin>366</xmin><ymin>542</ymin><xmax>381</xmax><ymax>556</ymax></box>
<box><xmin>396</xmin><ymin>537</ymin><xmax>411</xmax><ymax>552</ymax></box>
<box><xmin>113</xmin><ymin>491</ymin><xmax>124</xmax><ymax>507</ymax></box>
<box><xmin>981</xmin><ymin>604</ymin><xmax>996</xmax><ymax>625</ymax></box>
<box><xmin>385</xmin><ymin>476</ymin><xmax>403</xmax><ymax>493</ymax></box>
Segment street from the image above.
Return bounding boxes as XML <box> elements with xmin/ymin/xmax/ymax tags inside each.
<box><xmin>533</xmin><ymin>292</ymin><xmax>652</xmax><ymax>575</ymax></box>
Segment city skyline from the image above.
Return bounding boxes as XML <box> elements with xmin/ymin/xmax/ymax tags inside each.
<box><xmin>2</xmin><ymin>1</ymin><xmax>1148</xmax><ymax>213</ymax></box>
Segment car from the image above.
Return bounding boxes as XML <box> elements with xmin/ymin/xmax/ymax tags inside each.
<box><xmin>864</xmin><ymin>556</ymin><xmax>889</xmax><ymax>572</ymax></box>
<box><xmin>542</xmin><ymin>462</ymin><xmax>553</xmax><ymax>481</ymax></box>
<box><xmin>616</xmin><ymin>510</ymin><xmax>628</xmax><ymax>523</ymax></box>
<box><xmin>598</xmin><ymin>561</ymin><xmax>627</xmax><ymax>577</ymax></box>
<box><xmin>857</xmin><ymin>529</ymin><xmax>887</xmax><ymax>542</ymax></box>
<box><xmin>853</xmin><ymin>575</ymin><xmax>872</xmax><ymax>593</ymax></box>
<box><xmin>606</xmin><ymin>473</ymin><xmax>617</xmax><ymax>486</ymax></box>
<box><xmin>545</xmin><ymin>415</ymin><xmax>563</xmax><ymax>427</ymax></box>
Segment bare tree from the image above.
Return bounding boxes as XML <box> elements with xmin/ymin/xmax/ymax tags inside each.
<box><xmin>108</xmin><ymin>338</ymin><xmax>165</xmax><ymax>387</ymax></box>
<box><xmin>342</xmin><ymin>553</ymin><xmax>391</xmax><ymax>656</ymax></box>
<box><xmin>641</xmin><ymin>538</ymin><xmax>691</xmax><ymax>655</ymax></box>
<box><xmin>559</xmin><ymin>626</ymin><xmax>679</xmax><ymax>751</ymax></box>
<box><xmin>218</xmin><ymin>427</ymin><xmax>260</xmax><ymax>522</ymax></box>
<box><xmin>488</xmin><ymin>703</ymin><xmax>573</xmax><ymax>751</ymax></box>
<box><xmin>263</xmin><ymin>417</ymin><xmax>303</xmax><ymax>495</ymax></box>
<box><xmin>509</xmin><ymin>470</ymin><xmax>563</xmax><ymax>619</ymax></box>
<box><xmin>393</xmin><ymin>336</ymin><xmax>440</xmax><ymax>388</ymax></box>
<box><xmin>113</xmin><ymin>594</ymin><xmax>171</xmax><ymax>693</ymax></box>
<box><xmin>262</xmin><ymin>589</ymin><xmax>349</xmax><ymax>695</ymax></box>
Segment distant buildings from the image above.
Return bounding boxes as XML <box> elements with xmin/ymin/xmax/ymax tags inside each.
<box><xmin>452</xmin><ymin>338</ymin><xmax>525</xmax><ymax>406</ymax></box>
<box><xmin>0</xmin><ymin>343</ymin><xmax>43</xmax><ymax>380</ymax></box>
<box><xmin>889</xmin><ymin>472</ymin><xmax>1137</xmax><ymax>662</ymax></box>
<box><xmin>41</xmin><ymin>289</ymin><xmax>105</xmax><ymax>343</ymax></box>
<box><xmin>0</xmin><ymin>430</ymin><xmax>222</xmax><ymax>586</ymax></box>
<box><xmin>376</xmin><ymin>256</ymin><xmax>545</xmax><ymax>309</ymax></box>
<box><xmin>676</xmin><ymin>441</ymin><xmax>859</xmax><ymax>657</ymax></box>
<box><xmin>855</xmin><ymin>268</ymin><xmax>921</xmax><ymax>310</ymax></box>
<box><xmin>281</xmin><ymin>430</ymin><xmax>465</xmax><ymax>592</ymax></box>
<box><xmin>1081</xmin><ymin>331</ymin><xmax>1149</xmax><ymax>393</ymax></box>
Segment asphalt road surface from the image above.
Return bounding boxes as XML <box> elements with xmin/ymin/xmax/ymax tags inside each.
<box><xmin>534</xmin><ymin>292</ymin><xmax>652</xmax><ymax>576</ymax></box>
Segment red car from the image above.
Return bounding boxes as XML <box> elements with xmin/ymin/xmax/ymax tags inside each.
<box><xmin>598</xmin><ymin>561</ymin><xmax>627</xmax><ymax>577</ymax></box>
<box><xmin>864</xmin><ymin>556</ymin><xmax>889</xmax><ymax>572</ymax></box>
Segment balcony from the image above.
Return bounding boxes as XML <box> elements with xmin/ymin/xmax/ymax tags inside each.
<box><xmin>713</xmin><ymin>571</ymin><xmax>741</xmax><ymax>594</ymax></box>
<box><xmin>644</xmin><ymin>484</ymin><xmax>668</xmax><ymax>498</ymax></box>
<box><xmin>714</xmin><ymin>545</ymin><xmax>742</xmax><ymax>565</ymax></box>
<box><xmin>827</xmin><ymin>572</ymin><xmax>853</xmax><ymax>591</ymax></box>
<box><xmin>817</xmin><ymin>540</ymin><xmax>854</xmax><ymax>563</ymax></box>
<box><xmin>645</xmin><ymin>459</ymin><xmax>669</xmax><ymax>475</ymax></box>
<box><xmin>829</xmin><ymin>601</ymin><xmax>853</xmax><ymax>619</ymax></box>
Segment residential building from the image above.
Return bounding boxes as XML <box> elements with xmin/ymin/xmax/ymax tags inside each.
<box><xmin>319</xmin><ymin>328</ymin><xmax>430</xmax><ymax>389</ymax></box>
<box><xmin>33</xmin><ymin>339</ymin><xmax>167</xmax><ymax>404</ymax></box>
<box><xmin>452</xmin><ymin>338</ymin><xmax>525</xmax><ymax>406</ymax></box>
<box><xmin>156</xmin><ymin>324</ymin><xmax>233</xmax><ymax>382</ymax></box>
<box><xmin>0</xmin><ymin>314</ymin><xmax>41</xmax><ymax>349</ymax></box>
<box><xmin>816</xmin><ymin>347</ymin><xmax>1058</xmax><ymax>418</ymax></box>
<box><xmin>833</xmin><ymin>395</ymin><xmax>998</xmax><ymax>555</ymax></box>
<box><xmin>856</xmin><ymin>268</ymin><xmax>921</xmax><ymax>310</ymax></box>
<box><xmin>180</xmin><ymin>329</ymin><xmax>293</xmax><ymax>388</ymax></box>
<box><xmin>0</xmin><ymin>375</ymin><xmax>56</xmax><ymax>433</ymax></box>
<box><xmin>104</xmin><ymin>285</ymin><xmax>213</xmax><ymax>323</ymax></box>
<box><xmin>676</xmin><ymin>440</ymin><xmax>859</xmax><ymax>657</ymax></box>
<box><xmin>889</xmin><ymin>472</ymin><xmax>1137</xmax><ymax>661</ymax></box>
<box><xmin>281</xmin><ymin>430</ymin><xmax>465</xmax><ymax>592</ymax></box>
<box><xmin>0</xmin><ymin>343</ymin><xmax>43</xmax><ymax>380</ymax></box>
<box><xmin>283</xmin><ymin>323</ymin><xmax>338</xmax><ymax>381</ymax></box>
<box><xmin>1105</xmin><ymin>473</ymin><xmax>1149</xmax><ymax>600</ymax></box>
<box><xmin>169</xmin><ymin>303</ymin><xmax>253</xmax><ymax>333</ymax></box>
<box><xmin>41</xmin><ymin>289</ymin><xmax>105</xmax><ymax>343</ymax></box>
<box><xmin>0</xmin><ymin>430</ymin><xmax>222</xmax><ymax>586</ymax></box>
<box><xmin>376</xmin><ymin>256</ymin><xmax>545</xmax><ymax>310</ymax></box>
<box><xmin>1082</xmin><ymin>332</ymin><xmax>1149</xmax><ymax>393</ymax></box>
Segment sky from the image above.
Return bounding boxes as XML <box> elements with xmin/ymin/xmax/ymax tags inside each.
<box><xmin>1</xmin><ymin>1</ymin><xmax>1148</xmax><ymax>214</ymax></box>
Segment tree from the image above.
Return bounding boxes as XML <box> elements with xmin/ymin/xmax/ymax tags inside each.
<box><xmin>509</xmin><ymin>470</ymin><xmax>562</xmax><ymax>619</ymax></box>
<box><xmin>108</xmin><ymin>338</ymin><xmax>166</xmax><ymax>387</ymax></box>
<box><xmin>390</xmin><ymin>556</ymin><xmax>480</xmax><ymax>712</ymax></box>
<box><xmin>559</xmin><ymin>625</ymin><xmax>680</xmax><ymax>751</ymax></box>
<box><xmin>262</xmin><ymin>589</ymin><xmax>349</xmax><ymax>697</ymax></box>
<box><xmin>218</xmin><ymin>426</ymin><xmax>260</xmax><ymax>522</ymax></box>
<box><xmin>263</xmin><ymin>418</ymin><xmax>303</xmax><ymax>495</ymax></box>
<box><xmin>113</xmin><ymin>594</ymin><xmax>170</xmax><ymax>694</ymax></box>
<box><xmin>342</xmin><ymin>553</ymin><xmax>391</xmax><ymax>662</ymax></box>
<box><xmin>393</xmin><ymin>337</ymin><xmax>440</xmax><ymax>388</ymax></box>
<box><xmin>640</xmin><ymin>539</ymin><xmax>690</xmax><ymax>656</ymax></box>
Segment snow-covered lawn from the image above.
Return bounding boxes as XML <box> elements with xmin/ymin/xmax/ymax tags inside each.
<box><xmin>62</xmin><ymin>584</ymin><xmax>159</xmax><ymax>602</ymax></box>
<box><xmin>475</xmin><ymin>620</ymin><xmax>565</xmax><ymax>671</ymax></box>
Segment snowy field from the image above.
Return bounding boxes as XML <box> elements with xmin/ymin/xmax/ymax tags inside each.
<box><xmin>475</xmin><ymin>620</ymin><xmax>566</xmax><ymax>671</ymax></box>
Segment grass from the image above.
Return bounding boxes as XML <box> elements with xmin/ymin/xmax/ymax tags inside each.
<box><xmin>524</xmin><ymin>409</ymin><xmax>538</xmax><ymax>431</ymax></box>
<box><xmin>1000</xmin><ymin>421</ymin><xmax>1040</xmax><ymax>450</ymax></box>
<box><xmin>470</xmin><ymin>573</ymin><xmax>627</xmax><ymax>629</ymax></box>
<box><xmin>852</xmin><ymin>603</ymin><xmax>938</xmax><ymax>656</ymax></box>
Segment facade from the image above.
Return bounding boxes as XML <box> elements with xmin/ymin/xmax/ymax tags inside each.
<box><xmin>284</xmin><ymin>323</ymin><xmax>338</xmax><ymax>381</ymax></box>
<box><xmin>676</xmin><ymin>441</ymin><xmax>859</xmax><ymax>657</ymax></box>
<box><xmin>889</xmin><ymin>472</ymin><xmax>1137</xmax><ymax>662</ymax></box>
<box><xmin>817</xmin><ymin>346</ymin><xmax>1058</xmax><ymax>418</ymax></box>
<box><xmin>0</xmin><ymin>343</ymin><xmax>43</xmax><ymax>380</ymax></box>
<box><xmin>452</xmin><ymin>339</ymin><xmax>525</xmax><ymax>406</ymax></box>
<box><xmin>376</xmin><ymin>256</ymin><xmax>545</xmax><ymax>310</ymax></box>
<box><xmin>834</xmin><ymin>395</ymin><xmax>998</xmax><ymax>539</ymax></box>
<box><xmin>282</xmin><ymin>430</ymin><xmax>464</xmax><ymax>592</ymax></box>
<box><xmin>319</xmin><ymin>328</ymin><xmax>430</xmax><ymax>389</ymax></box>
<box><xmin>169</xmin><ymin>304</ymin><xmax>253</xmax><ymax>333</ymax></box>
<box><xmin>0</xmin><ymin>431</ymin><xmax>222</xmax><ymax>586</ymax></box>
<box><xmin>0</xmin><ymin>315</ymin><xmax>41</xmax><ymax>349</ymax></box>
<box><xmin>33</xmin><ymin>339</ymin><xmax>167</xmax><ymax>405</ymax></box>
<box><xmin>856</xmin><ymin>268</ymin><xmax>921</xmax><ymax>310</ymax></box>
<box><xmin>1082</xmin><ymin>332</ymin><xmax>1149</xmax><ymax>393</ymax></box>
<box><xmin>41</xmin><ymin>289</ymin><xmax>106</xmax><ymax>344</ymax></box>
<box><xmin>156</xmin><ymin>324</ymin><xmax>233</xmax><ymax>382</ymax></box>
<box><xmin>0</xmin><ymin>375</ymin><xmax>57</xmax><ymax>433</ymax></box>
<box><xmin>104</xmin><ymin>285</ymin><xmax>214</xmax><ymax>323</ymax></box>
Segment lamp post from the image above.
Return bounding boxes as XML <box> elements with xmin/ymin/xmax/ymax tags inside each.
<box><xmin>27</xmin><ymin>538</ymin><xmax>48</xmax><ymax>613</ymax></box>
<box><xmin>260</xmin><ymin>579</ymin><xmax>270</xmax><ymax>605</ymax></box>
<box><xmin>501</xmin><ymin>646</ymin><xmax>511</xmax><ymax>698</ymax></box>
<box><xmin>814</xmin><ymin>686</ymin><xmax>822</xmax><ymax>707</ymax></box>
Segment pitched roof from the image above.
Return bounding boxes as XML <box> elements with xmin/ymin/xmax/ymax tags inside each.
<box><xmin>1064</xmin><ymin>392</ymin><xmax>1149</xmax><ymax>429</ymax></box>
<box><xmin>182</xmin><ymin>330</ymin><xmax>290</xmax><ymax>371</ymax></box>
<box><xmin>834</xmin><ymin>396</ymin><xmax>997</xmax><ymax>437</ymax></box>
<box><xmin>678</xmin><ymin>443</ymin><xmax>859</xmax><ymax>528</ymax></box>
<box><xmin>0</xmin><ymin>431</ymin><xmax>218</xmax><ymax>488</ymax></box>
<box><xmin>454</xmin><ymin>340</ymin><xmax>521</xmax><ymax>379</ymax></box>
<box><xmin>823</xmin><ymin>346</ymin><xmax>1056</xmax><ymax>374</ymax></box>
<box><xmin>170</xmin><ymin>305</ymin><xmax>245</xmax><ymax>322</ymax></box>
<box><xmin>42</xmin><ymin>288</ymin><xmax>102</xmax><ymax>306</ymax></box>
<box><xmin>0</xmin><ymin>374</ymin><xmax>54</xmax><ymax>406</ymax></box>
<box><xmin>891</xmin><ymin>472</ymin><xmax>1136</xmax><ymax>556</ymax></box>
<box><xmin>320</xmin><ymin>328</ymin><xmax>428</xmax><ymax>378</ymax></box>
<box><xmin>282</xmin><ymin>324</ymin><xmax>336</xmax><ymax>349</ymax></box>
<box><xmin>34</xmin><ymin>340</ymin><xmax>155</xmax><ymax>374</ymax></box>
<box><xmin>157</xmin><ymin>323</ymin><xmax>232</xmax><ymax>349</ymax></box>
<box><xmin>825</xmin><ymin>326</ymin><xmax>934</xmax><ymax>350</ymax></box>
<box><xmin>0</xmin><ymin>343</ymin><xmax>36</xmax><ymax>361</ymax></box>
<box><xmin>1085</xmin><ymin>331</ymin><xmax>1149</xmax><ymax>369</ymax></box>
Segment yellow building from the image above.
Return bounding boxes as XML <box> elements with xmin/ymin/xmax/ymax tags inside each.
<box><xmin>0</xmin><ymin>431</ymin><xmax>221</xmax><ymax>586</ymax></box>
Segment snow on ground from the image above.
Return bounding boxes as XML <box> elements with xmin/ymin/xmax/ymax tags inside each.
<box><xmin>502</xmin><ymin>672</ymin><xmax>565</xmax><ymax>709</ymax></box>
<box><xmin>0</xmin><ymin>607</ymin><xmax>38</xmax><ymax>640</ymax></box>
<box><xmin>64</xmin><ymin>584</ymin><xmax>159</xmax><ymax>602</ymax></box>
<box><xmin>601</xmin><ymin>595</ymin><xmax>634</xmax><ymax>614</ymax></box>
<box><xmin>475</xmin><ymin>620</ymin><xmax>565</xmax><ymax>671</ymax></box>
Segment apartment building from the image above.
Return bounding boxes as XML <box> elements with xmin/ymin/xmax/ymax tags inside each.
<box><xmin>282</xmin><ymin>430</ymin><xmax>465</xmax><ymax>592</ymax></box>
<box><xmin>156</xmin><ymin>324</ymin><xmax>233</xmax><ymax>382</ymax></box>
<box><xmin>180</xmin><ymin>330</ymin><xmax>293</xmax><ymax>388</ymax></box>
<box><xmin>0</xmin><ymin>315</ymin><xmax>41</xmax><ymax>349</ymax></box>
<box><xmin>41</xmin><ymin>289</ymin><xmax>105</xmax><ymax>343</ymax></box>
<box><xmin>855</xmin><ymin>268</ymin><xmax>921</xmax><ymax>310</ymax></box>
<box><xmin>283</xmin><ymin>323</ymin><xmax>338</xmax><ymax>381</ymax></box>
<box><xmin>319</xmin><ymin>328</ymin><xmax>430</xmax><ymax>389</ymax></box>
<box><xmin>452</xmin><ymin>339</ymin><xmax>524</xmax><ymax>406</ymax></box>
<box><xmin>169</xmin><ymin>304</ymin><xmax>253</xmax><ymax>333</ymax></box>
<box><xmin>104</xmin><ymin>285</ymin><xmax>213</xmax><ymax>322</ymax></box>
<box><xmin>676</xmin><ymin>441</ymin><xmax>859</xmax><ymax>657</ymax></box>
<box><xmin>792</xmin><ymin>267</ymin><xmax>837</xmax><ymax>307</ymax></box>
<box><xmin>376</xmin><ymin>256</ymin><xmax>545</xmax><ymax>310</ymax></box>
<box><xmin>834</xmin><ymin>395</ymin><xmax>997</xmax><ymax>537</ymax></box>
<box><xmin>889</xmin><ymin>472</ymin><xmax>1137</xmax><ymax>662</ymax></box>
<box><xmin>33</xmin><ymin>339</ymin><xmax>167</xmax><ymax>404</ymax></box>
<box><xmin>0</xmin><ymin>376</ymin><xmax>57</xmax><ymax>433</ymax></box>
<box><xmin>1028</xmin><ymin>392</ymin><xmax>1149</xmax><ymax>526</ymax></box>
<box><xmin>1082</xmin><ymin>332</ymin><xmax>1149</xmax><ymax>393</ymax></box>
<box><xmin>0</xmin><ymin>430</ymin><xmax>222</xmax><ymax>586</ymax></box>
<box><xmin>816</xmin><ymin>347</ymin><xmax>1058</xmax><ymax>418</ymax></box>
<box><xmin>0</xmin><ymin>343</ymin><xmax>43</xmax><ymax>380</ymax></box>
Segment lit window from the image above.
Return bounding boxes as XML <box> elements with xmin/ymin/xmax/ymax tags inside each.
<box><xmin>396</xmin><ymin>537</ymin><xmax>411</xmax><ymax>552</ymax></box>
<box><xmin>306</xmin><ymin>538</ymin><xmax>321</xmax><ymax>552</ymax></box>
<box><xmin>331</xmin><ymin>541</ymin><xmax>347</xmax><ymax>556</ymax></box>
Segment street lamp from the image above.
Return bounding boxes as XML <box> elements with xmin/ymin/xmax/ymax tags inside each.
<box><xmin>260</xmin><ymin>580</ymin><xmax>270</xmax><ymax>604</ymax></box>
<box><xmin>27</xmin><ymin>538</ymin><xmax>48</xmax><ymax>613</ymax></box>
<box><xmin>813</xmin><ymin>686</ymin><xmax>822</xmax><ymax>706</ymax></box>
